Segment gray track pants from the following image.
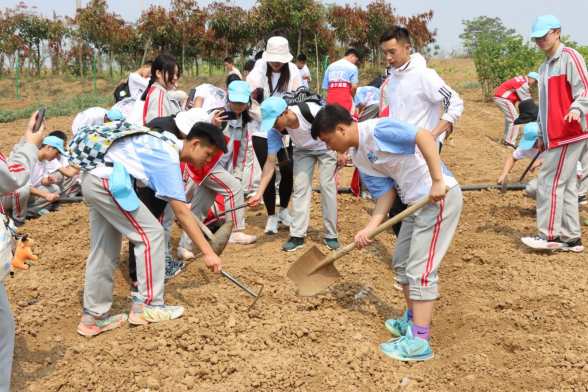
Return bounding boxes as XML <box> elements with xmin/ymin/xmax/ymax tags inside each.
<box><xmin>0</xmin><ymin>281</ymin><xmax>14</xmax><ymax>392</ymax></box>
<box><xmin>493</xmin><ymin>97</ymin><xmax>519</xmax><ymax>144</ymax></box>
<box><xmin>82</xmin><ymin>173</ymin><xmax>165</xmax><ymax>316</ymax></box>
<box><xmin>180</xmin><ymin>168</ymin><xmax>245</xmax><ymax>251</ymax></box>
<box><xmin>242</xmin><ymin>133</ymin><xmax>260</xmax><ymax>195</ymax></box>
<box><xmin>537</xmin><ymin>141</ymin><xmax>586</xmax><ymax>242</ymax></box>
<box><xmin>290</xmin><ymin>147</ymin><xmax>339</xmax><ymax>239</ymax></box>
<box><xmin>392</xmin><ymin>186</ymin><xmax>462</xmax><ymax>301</ymax></box>
<box><xmin>0</xmin><ymin>185</ymin><xmax>30</xmax><ymax>224</ymax></box>
<box><xmin>28</xmin><ymin>184</ymin><xmax>60</xmax><ymax>216</ymax></box>
<box><xmin>54</xmin><ymin>172</ymin><xmax>81</xmax><ymax>197</ymax></box>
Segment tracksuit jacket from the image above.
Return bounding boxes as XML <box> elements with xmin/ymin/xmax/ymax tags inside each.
<box><xmin>537</xmin><ymin>44</ymin><xmax>588</xmax><ymax>149</ymax></box>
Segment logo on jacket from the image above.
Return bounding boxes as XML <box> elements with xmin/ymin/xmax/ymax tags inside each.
<box><xmin>551</xmin><ymin>67</ymin><xmax>560</xmax><ymax>77</ymax></box>
<box><xmin>367</xmin><ymin>148</ymin><xmax>378</xmax><ymax>163</ymax></box>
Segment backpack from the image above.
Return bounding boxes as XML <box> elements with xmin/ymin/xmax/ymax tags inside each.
<box><xmin>67</xmin><ymin>121</ymin><xmax>179</xmax><ymax>171</ymax></box>
<box><xmin>283</xmin><ymin>87</ymin><xmax>326</xmax><ymax>124</ymax></box>
<box><xmin>367</xmin><ymin>74</ymin><xmax>388</xmax><ymax>88</ymax></box>
<box><xmin>113</xmin><ymin>78</ymin><xmax>131</xmax><ymax>103</ymax></box>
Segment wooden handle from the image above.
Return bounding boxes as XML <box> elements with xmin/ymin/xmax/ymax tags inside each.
<box><xmin>308</xmin><ymin>187</ymin><xmax>449</xmax><ymax>275</ymax></box>
<box><xmin>194</xmin><ymin>215</ymin><xmax>214</xmax><ymax>238</ymax></box>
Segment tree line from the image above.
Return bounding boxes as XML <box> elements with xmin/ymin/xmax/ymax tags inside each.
<box><xmin>0</xmin><ymin>0</ymin><xmax>438</xmax><ymax>78</ymax></box>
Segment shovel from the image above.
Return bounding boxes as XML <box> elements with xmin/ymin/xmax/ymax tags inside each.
<box><xmin>193</xmin><ymin>215</ymin><xmax>234</xmax><ymax>256</ymax></box>
<box><xmin>287</xmin><ymin>191</ymin><xmax>444</xmax><ymax>297</ymax></box>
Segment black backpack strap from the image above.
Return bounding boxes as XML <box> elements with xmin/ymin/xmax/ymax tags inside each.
<box><xmin>297</xmin><ymin>102</ymin><xmax>315</xmax><ymax>124</ymax></box>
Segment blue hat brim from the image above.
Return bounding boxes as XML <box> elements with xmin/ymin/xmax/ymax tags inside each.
<box><xmin>113</xmin><ymin>190</ymin><xmax>140</xmax><ymax>212</ymax></box>
<box><xmin>260</xmin><ymin>117</ymin><xmax>277</xmax><ymax>132</ymax></box>
<box><xmin>518</xmin><ymin>137</ymin><xmax>537</xmax><ymax>150</ymax></box>
<box><xmin>56</xmin><ymin>146</ymin><xmax>69</xmax><ymax>157</ymax></box>
<box><xmin>229</xmin><ymin>93</ymin><xmax>250</xmax><ymax>104</ymax></box>
<box><xmin>528</xmin><ymin>29</ymin><xmax>551</xmax><ymax>39</ymax></box>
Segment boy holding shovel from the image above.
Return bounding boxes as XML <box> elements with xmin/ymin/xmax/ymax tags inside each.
<box><xmin>311</xmin><ymin>104</ymin><xmax>462</xmax><ymax>362</ymax></box>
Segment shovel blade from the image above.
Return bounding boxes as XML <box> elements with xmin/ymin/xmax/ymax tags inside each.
<box><xmin>287</xmin><ymin>245</ymin><xmax>342</xmax><ymax>297</ymax></box>
<box><xmin>210</xmin><ymin>221</ymin><xmax>233</xmax><ymax>256</ymax></box>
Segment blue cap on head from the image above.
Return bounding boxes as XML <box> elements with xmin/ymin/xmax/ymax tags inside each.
<box><xmin>518</xmin><ymin>122</ymin><xmax>540</xmax><ymax>150</ymax></box>
<box><xmin>109</xmin><ymin>162</ymin><xmax>140</xmax><ymax>212</ymax></box>
<box><xmin>260</xmin><ymin>97</ymin><xmax>288</xmax><ymax>132</ymax></box>
<box><xmin>529</xmin><ymin>15</ymin><xmax>561</xmax><ymax>38</ymax></box>
<box><xmin>228</xmin><ymin>81</ymin><xmax>251</xmax><ymax>104</ymax></box>
<box><xmin>42</xmin><ymin>136</ymin><xmax>68</xmax><ymax>157</ymax></box>
<box><xmin>527</xmin><ymin>72</ymin><xmax>539</xmax><ymax>81</ymax></box>
<box><xmin>106</xmin><ymin>108</ymin><xmax>124</xmax><ymax>121</ymax></box>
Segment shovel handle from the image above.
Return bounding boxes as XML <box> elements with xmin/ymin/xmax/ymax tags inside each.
<box><xmin>222</xmin><ymin>270</ymin><xmax>258</xmax><ymax>298</ymax></box>
<box><xmin>308</xmin><ymin>187</ymin><xmax>449</xmax><ymax>275</ymax></box>
<box><xmin>216</xmin><ymin>203</ymin><xmax>249</xmax><ymax>218</ymax></box>
<box><xmin>194</xmin><ymin>215</ymin><xmax>214</xmax><ymax>238</ymax></box>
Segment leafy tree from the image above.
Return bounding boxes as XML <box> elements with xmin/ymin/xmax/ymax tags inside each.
<box><xmin>47</xmin><ymin>12</ymin><xmax>70</xmax><ymax>75</ymax></box>
<box><xmin>460</xmin><ymin>16</ymin><xmax>516</xmax><ymax>56</ymax></box>
<box><xmin>170</xmin><ymin>0</ymin><xmax>206</xmax><ymax>74</ymax></box>
<box><xmin>404</xmin><ymin>11</ymin><xmax>437</xmax><ymax>54</ymax></box>
<box><xmin>12</xmin><ymin>3</ymin><xmax>52</xmax><ymax>76</ymax></box>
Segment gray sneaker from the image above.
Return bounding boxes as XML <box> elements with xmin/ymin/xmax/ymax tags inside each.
<box><xmin>165</xmin><ymin>258</ymin><xmax>185</xmax><ymax>281</ymax></box>
<box><xmin>282</xmin><ymin>237</ymin><xmax>305</xmax><ymax>252</ymax></box>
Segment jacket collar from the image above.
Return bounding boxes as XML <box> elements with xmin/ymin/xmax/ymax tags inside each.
<box><xmin>547</xmin><ymin>43</ymin><xmax>566</xmax><ymax>63</ymax></box>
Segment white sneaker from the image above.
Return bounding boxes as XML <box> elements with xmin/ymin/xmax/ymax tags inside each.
<box><xmin>521</xmin><ymin>235</ymin><xmax>563</xmax><ymax>250</ymax></box>
<box><xmin>229</xmin><ymin>232</ymin><xmax>257</xmax><ymax>244</ymax></box>
<box><xmin>360</xmin><ymin>190</ymin><xmax>373</xmax><ymax>200</ymax></box>
<box><xmin>265</xmin><ymin>215</ymin><xmax>279</xmax><ymax>234</ymax></box>
<box><xmin>277</xmin><ymin>208</ymin><xmax>292</xmax><ymax>227</ymax></box>
<box><xmin>177</xmin><ymin>246</ymin><xmax>194</xmax><ymax>261</ymax></box>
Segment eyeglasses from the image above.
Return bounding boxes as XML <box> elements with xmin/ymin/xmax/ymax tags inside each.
<box><xmin>532</xmin><ymin>30</ymin><xmax>558</xmax><ymax>42</ymax></box>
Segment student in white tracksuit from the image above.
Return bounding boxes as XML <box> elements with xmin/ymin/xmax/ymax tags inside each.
<box><xmin>0</xmin><ymin>112</ymin><xmax>45</xmax><ymax>392</ymax></box>
<box><xmin>310</xmin><ymin>105</ymin><xmax>461</xmax><ymax>362</ymax></box>
<box><xmin>249</xmin><ymin>98</ymin><xmax>341</xmax><ymax>251</ymax></box>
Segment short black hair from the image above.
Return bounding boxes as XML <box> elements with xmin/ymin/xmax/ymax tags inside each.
<box><xmin>379</xmin><ymin>25</ymin><xmax>411</xmax><ymax>45</ymax></box>
<box><xmin>143</xmin><ymin>60</ymin><xmax>153</xmax><ymax>67</ymax></box>
<box><xmin>254</xmin><ymin>51</ymin><xmax>264</xmax><ymax>61</ymax></box>
<box><xmin>310</xmin><ymin>104</ymin><xmax>354</xmax><ymax>140</ymax></box>
<box><xmin>268</xmin><ymin>28</ymin><xmax>288</xmax><ymax>39</ymax></box>
<box><xmin>297</xmin><ymin>53</ymin><xmax>307</xmax><ymax>62</ymax></box>
<box><xmin>226</xmin><ymin>73</ymin><xmax>241</xmax><ymax>87</ymax></box>
<box><xmin>344</xmin><ymin>48</ymin><xmax>361</xmax><ymax>60</ymax></box>
<box><xmin>49</xmin><ymin>130</ymin><xmax>67</xmax><ymax>142</ymax></box>
<box><xmin>244</xmin><ymin>59</ymin><xmax>255</xmax><ymax>72</ymax></box>
<box><xmin>185</xmin><ymin>122</ymin><xmax>228</xmax><ymax>153</ymax></box>
<box><xmin>224</xmin><ymin>57</ymin><xmax>234</xmax><ymax>64</ymax></box>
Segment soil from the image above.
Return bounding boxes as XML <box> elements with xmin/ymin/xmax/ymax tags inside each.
<box><xmin>2</xmin><ymin>60</ymin><xmax>588</xmax><ymax>392</ymax></box>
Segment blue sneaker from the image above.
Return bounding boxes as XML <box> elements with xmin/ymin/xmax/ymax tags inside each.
<box><xmin>380</xmin><ymin>323</ymin><xmax>434</xmax><ymax>362</ymax></box>
<box><xmin>385</xmin><ymin>310</ymin><xmax>410</xmax><ymax>337</ymax></box>
<box><xmin>165</xmin><ymin>257</ymin><xmax>184</xmax><ymax>281</ymax></box>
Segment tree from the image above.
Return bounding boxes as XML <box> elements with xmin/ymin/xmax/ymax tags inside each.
<box><xmin>12</xmin><ymin>3</ymin><xmax>52</xmax><ymax>76</ymax></box>
<box><xmin>404</xmin><ymin>11</ymin><xmax>437</xmax><ymax>55</ymax></box>
<box><xmin>366</xmin><ymin>0</ymin><xmax>397</xmax><ymax>64</ymax></box>
<box><xmin>47</xmin><ymin>12</ymin><xmax>70</xmax><ymax>75</ymax></box>
<box><xmin>207</xmin><ymin>1</ymin><xmax>248</xmax><ymax>58</ymax></box>
<box><xmin>170</xmin><ymin>0</ymin><xmax>206</xmax><ymax>74</ymax></box>
<box><xmin>460</xmin><ymin>16</ymin><xmax>516</xmax><ymax>56</ymax></box>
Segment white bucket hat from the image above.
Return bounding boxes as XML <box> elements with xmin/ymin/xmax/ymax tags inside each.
<box><xmin>262</xmin><ymin>37</ymin><xmax>293</xmax><ymax>63</ymax></box>
<box><xmin>175</xmin><ymin>108</ymin><xmax>212</xmax><ymax>136</ymax></box>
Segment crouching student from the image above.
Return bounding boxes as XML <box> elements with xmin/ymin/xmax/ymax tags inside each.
<box><xmin>249</xmin><ymin>97</ymin><xmax>341</xmax><ymax>251</ymax></box>
<box><xmin>76</xmin><ymin>122</ymin><xmax>224</xmax><ymax>336</ymax></box>
<box><xmin>44</xmin><ymin>131</ymin><xmax>81</xmax><ymax>198</ymax></box>
<box><xmin>71</xmin><ymin>107</ymin><xmax>124</xmax><ymax>136</ymax></box>
<box><xmin>310</xmin><ymin>104</ymin><xmax>462</xmax><ymax>362</ymax></box>
<box><xmin>177</xmin><ymin>80</ymin><xmax>257</xmax><ymax>261</ymax></box>
<box><xmin>497</xmin><ymin>123</ymin><xmax>545</xmax><ymax>188</ymax></box>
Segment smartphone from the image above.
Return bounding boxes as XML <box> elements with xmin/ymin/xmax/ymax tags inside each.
<box><xmin>220</xmin><ymin>110</ymin><xmax>237</xmax><ymax>121</ymax></box>
<box><xmin>186</xmin><ymin>88</ymin><xmax>196</xmax><ymax>110</ymax></box>
<box><xmin>33</xmin><ymin>108</ymin><xmax>46</xmax><ymax>133</ymax></box>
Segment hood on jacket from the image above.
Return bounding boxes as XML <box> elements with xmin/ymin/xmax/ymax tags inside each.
<box><xmin>390</xmin><ymin>53</ymin><xmax>427</xmax><ymax>76</ymax></box>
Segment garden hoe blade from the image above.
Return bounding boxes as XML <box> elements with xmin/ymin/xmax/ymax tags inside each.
<box><xmin>287</xmin><ymin>245</ymin><xmax>342</xmax><ymax>297</ymax></box>
<box><xmin>210</xmin><ymin>221</ymin><xmax>234</xmax><ymax>256</ymax></box>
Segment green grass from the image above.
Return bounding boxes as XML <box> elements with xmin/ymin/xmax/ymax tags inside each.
<box><xmin>458</xmin><ymin>81</ymin><xmax>482</xmax><ymax>90</ymax></box>
<box><xmin>0</xmin><ymin>94</ymin><xmax>115</xmax><ymax>123</ymax></box>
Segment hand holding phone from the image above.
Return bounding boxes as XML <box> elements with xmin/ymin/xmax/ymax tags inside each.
<box><xmin>185</xmin><ymin>88</ymin><xmax>196</xmax><ymax>110</ymax></box>
<box><xmin>219</xmin><ymin>110</ymin><xmax>237</xmax><ymax>121</ymax></box>
<box><xmin>33</xmin><ymin>108</ymin><xmax>46</xmax><ymax>133</ymax></box>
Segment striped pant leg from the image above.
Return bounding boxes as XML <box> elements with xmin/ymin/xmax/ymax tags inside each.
<box><xmin>0</xmin><ymin>185</ymin><xmax>30</xmax><ymax>223</ymax></box>
<box><xmin>81</xmin><ymin>173</ymin><xmax>165</xmax><ymax>316</ymax></box>
<box><xmin>405</xmin><ymin>186</ymin><xmax>463</xmax><ymax>301</ymax></box>
<box><xmin>0</xmin><ymin>281</ymin><xmax>15</xmax><ymax>392</ymax></box>
<box><xmin>577</xmin><ymin>146</ymin><xmax>588</xmax><ymax>197</ymax></box>
<box><xmin>205</xmin><ymin>168</ymin><xmax>245</xmax><ymax>231</ymax></box>
<box><xmin>537</xmin><ymin>141</ymin><xmax>585</xmax><ymax>241</ymax></box>
<box><xmin>493</xmin><ymin>98</ymin><xmax>520</xmax><ymax>144</ymax></box>
<box><xmin>179</xmin><ymin>178</ymin><xmax>217</xmax><ymax>252</ymax></box>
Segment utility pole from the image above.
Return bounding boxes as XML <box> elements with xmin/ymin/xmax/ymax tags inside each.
<box><xmin>76</xmin><ymin>0</ymin><xmax>81</xmax><ymax>10</ymax></box>
<box><xmin>141</xmin><ymin>0</ymin><xmax>144</xmax><ymax>13</ymax></box>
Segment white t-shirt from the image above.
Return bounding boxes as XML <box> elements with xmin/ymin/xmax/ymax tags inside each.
<box><xmin>28</xmin><ymin>160</ymin><xmax>48</xmax><ymax>187</ymax></box>
<box><xmin>46</xmin><ymin>155</ymin><xmax>69</xmax><ymax>174</ymax></box>
<box><xmin>229</xmin><ymin>68</ymin><xmax>242</xmax><ymax>79</ymax></box>
<box><xmin>298</xmin><ymin>65</ymin><xmax>312</xmax><ymax>88</ymax></box>
<box><xmin>512</xmin><ymin>147</ymin><xmax>545</xmax><ymax>160</ymax></box>
<box><xmin>88</xmin><ymin>134</ymin><xmax>186</xmax><ymax>202</ymax></box>
<box><xmin>354</xmin><ymin>118</ymin><xmax>458</xmax><ymax>205</ymax></box>
<box><xmin>283</xmin><ymin>103</ymin><xmax>326</xmax><ymax>151</ymax></box>
<box><xmin>128</xmin><ymin>72</ymin><xmax>149</xmax><ymax>99</ymax></box>
<box><xmin>270</xmin><ymin>73</ymin><xmax>284</xmax><ymax>98</ymax></box>
<box><xmin>72</xmin><ymin>107</ymin><xmax>107</xmax><ymax>136</ymax></box>
<box><xmin>195</xmin><ymin>84</ymin><xmax>228</xmax><ymax>112</ymax></box>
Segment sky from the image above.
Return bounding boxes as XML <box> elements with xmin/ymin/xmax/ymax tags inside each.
<box><xmin>3</xmin><ymin>0</ymin><xmax>587</xmax><ymax>52</ymax></box>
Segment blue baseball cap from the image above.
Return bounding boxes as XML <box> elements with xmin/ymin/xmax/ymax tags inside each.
<box><xmin>106</xmin><ymin>108</ymin><xmax>124</xmax><ymax>121</ymax></box>
<box><xmin>228</xmin><ymin>81</ymin><xmax>250</xmax><ymax>103</ymax></box>
<box><xmin>527</xmin><ymin>72</ymin><xmax>539</xmax><ymax>81</ymax></box>
<box><xmin>528</xmin><ymin>15</ymin><xmax>561</xmax><ymax>39</ymax></box>
<box><xmin>109</xmin><ymin>162</ymin><xmax>140</xmax><ymax>212</ymax></box>
<box><xmin>42</xmin><ymin>136</ymin><xmax>68</xmax><ymax>157</ymax></box>
<box><xmin>519</xmin><ymin>122</ymin><xmax>540</xmax><ymax>150</ymax></box>
<box><xmin>260</xmin><ymin>97</ymin><xmax>288</xmax><ymax>132</ymax></box>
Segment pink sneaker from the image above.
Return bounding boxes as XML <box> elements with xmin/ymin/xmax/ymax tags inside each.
<box><xmin>177</xmin><ymin>246</ymin><xmax>195</xmax><ymax>261</ymax></box>
<box><xmin>228</xmin><ymin>231</ymin><xmax>257</xmax><ymax>245</ymax></box>
<box><xmin>77</xmin><ymin>311</ymin><xmax>128</xmax><ymax>336</ymax></box>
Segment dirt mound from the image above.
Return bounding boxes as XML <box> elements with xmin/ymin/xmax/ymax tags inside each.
<box><xmin>3</xmin><ymin>78</ymin><xmax>588</xmax><ymax>391</ymax></box>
